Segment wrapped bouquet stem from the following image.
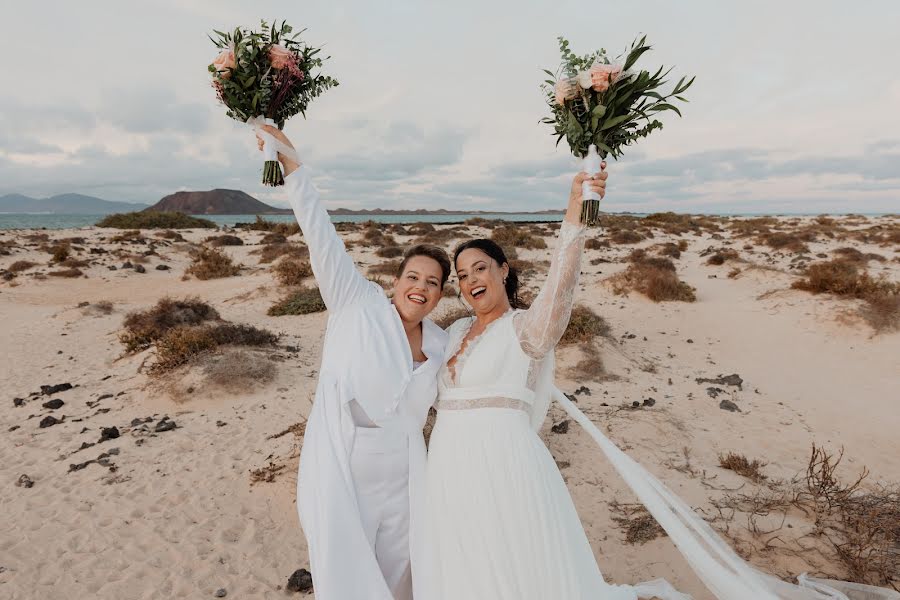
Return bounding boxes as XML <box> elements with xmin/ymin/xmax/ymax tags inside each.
<box><xmin>541</xmin><ymin>36</ymin><xmax>694</xmax><ymax>225</ymax></box>
<box><xmin>208</xmin><ymin>20</ymin><xmax>338</xmax><ymax>186</ymax></box>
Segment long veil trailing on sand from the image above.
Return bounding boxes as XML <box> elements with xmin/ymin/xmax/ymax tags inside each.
<box><xmin>549</xmin><ymin>388</ymin><xmax>900</xmax><ymax>600</ymax></box>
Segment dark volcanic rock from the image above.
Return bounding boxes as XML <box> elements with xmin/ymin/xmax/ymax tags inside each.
<box><xmin>39</xmin><ymin>415</ymin><xmax>62</xmax><ymax>428</ymax></box>
<box><xmin>155</xmin><ymin>417</ymin><xmax>176</xmax><ymax>433</ymax></box>
<box><xmin>551</xmin><ymin>420</ymin><xmax>570</xmax><ymax>434</ymax></box>
<box><xmin>42</xmin><ymin>398</ymin><xmax>65</xmax><ymax>410</ymax></box>
<box><xmin>286</xmin><ymin>568</ymin><xmax>314</xmax><ymax>593</ymax></box>
<box><xmin>16</xmin><ymin>474</ymin><xmax>34</xmax><ymax>488</ymax></box>
<box><xmin>134</xmin><ymin>264</ymin><xmax>146</xmax><ymax>273</ymax></box>
<box><xmin>696</xmin><ymin>374</ymin><xmax>743</xmax><ymax>390</ymax></box>
<box><xmin>719</xmin><ymin>399</ymin><xmax>741</xmax><ymax>412</ymax></box>
<box><xmin>155</xmin><ymin>264</ymin><xmax>171</xmax><ymax>271</ymax></box>
<box><xmin>100</xmin><ymin>427</ymin><xmax>120</xmax><ymax>441</ymax></box>
<box><xmin>13</xmin><ymin>397</ymin><xmax>25</xmax><ymax>407</ymax></box>
<box><xmin>41</xmin><ymin>383</ymin><xmax>73</xmax><ymax>395</ymax></box>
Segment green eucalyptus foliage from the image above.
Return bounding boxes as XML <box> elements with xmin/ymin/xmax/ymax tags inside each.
<box><xmin>541</xmin><ymin>35</ymin><xmax>694</xmax><ymax>160</ymax></box>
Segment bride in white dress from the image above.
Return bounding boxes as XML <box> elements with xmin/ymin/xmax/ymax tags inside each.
<box><xmin>423</xmin><ymin>167</ymin><xmax>667</xmax><ymax>600</ymax></box>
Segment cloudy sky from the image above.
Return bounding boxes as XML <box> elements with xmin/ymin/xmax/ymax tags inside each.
<box><xmin>1</xmin><ymin>0</ymin><xmax>898</xmax><ymax>214</ymax></box>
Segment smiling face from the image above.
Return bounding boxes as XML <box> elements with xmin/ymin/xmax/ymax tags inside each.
<box><xmin>455</xmin><ymin>248</ymin><xmax>510</xmax><ymax>316</ymax></box>
<box><xmin>392</xmin><ymin>255</ymin><xmax>444</xmax><ymax>323</ymax></box>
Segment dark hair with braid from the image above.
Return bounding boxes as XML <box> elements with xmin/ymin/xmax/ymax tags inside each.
<box><xmin>452</xmin><ymin>239</ymin><xmax>523</xmax><ymax>308</ymax></box>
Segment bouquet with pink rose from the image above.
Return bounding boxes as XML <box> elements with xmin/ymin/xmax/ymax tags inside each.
<box><xmin>541</xmin><ymin>36</ymin><xmax>694</xmax><ymax>225</ymax></box>
<box><xmin>208</xmin><ymin>20</ymin><xmax>338</xmax><ymax>186</ymax></box>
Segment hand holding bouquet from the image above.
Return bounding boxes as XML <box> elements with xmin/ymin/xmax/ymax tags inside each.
<box><xmin>208</xmin><ymin>20</ymin><xmax>338</xmax><ymax>186</ymax></box>
<box><xmin>541</xmin><ymin>36</ymin><xmax>694</xmax><ymax>225</ymax></box>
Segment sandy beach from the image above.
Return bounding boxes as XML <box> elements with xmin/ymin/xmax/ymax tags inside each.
<box><xmin>1</xmin><ymin>214</ymin><xmax>898</xmax><ymax>599</ymax></box>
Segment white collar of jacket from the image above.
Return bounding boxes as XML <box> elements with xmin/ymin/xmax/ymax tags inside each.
<box><xmin>321</xmin><ymin>288</ymin><xmax>448</xmax><ymax>424</ymax></box>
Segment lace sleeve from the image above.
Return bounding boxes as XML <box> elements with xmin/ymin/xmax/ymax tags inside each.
<box><xmin>513</xmin><ymin>221</ymin><xmax>587</xmax><ymax>359</ymax></box>
<box><xmin>284</xmin><ymin>166</ymin><xmax>380</xmax><ymax>311</ymax></box>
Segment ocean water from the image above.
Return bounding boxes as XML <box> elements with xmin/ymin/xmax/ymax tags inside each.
<box><xmin>0</xmin><ymin>213</ymin><xmax>566</xmax><ymax>230</ymax></box>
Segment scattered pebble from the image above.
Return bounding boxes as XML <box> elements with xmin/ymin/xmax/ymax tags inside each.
<box><xmin>214</xmin><ymin>589</ymin><xmax>227</xmax><ymax>598</ymax></box>
<box><xmin>42</xmin><ymin>398</ymin><xmax>65</xmax><ymax>410</ymax></box>
<box><xmin>13</xmin><ymin>397</ymin><xmax>25</xmax><ymax>407</ymax></box>
<box><xmin>39</xmin><ymin>415</ymin><xmax>62</xmax><ymax>428</ymax></box>
<box><xmin>100</xmin><ymin>427</ymin><xmax>120</xmax><ymax>442</ymax></box>
<box><xmin>719</xmin><ymin>399</ymin><xmax>741</xmax><ymax>412</ymax></box>
<box><xmin>551</xmin><ymin>420</ymin><xmax>570</xmax><ymax>434</ymax></box>
<box><xmin>286</xmin><ymin>569</ymin><xmax>313</xmax><ymax>593</ymax></box>
<box><xmin>155</xmin><ymin>417</ymin><xmax>177</xmax><ymax>433</ymax></box>
<box><xmin>16</xmin><ymin>474</ymin><xmax>34</xmax><ymax>488</ymax></box>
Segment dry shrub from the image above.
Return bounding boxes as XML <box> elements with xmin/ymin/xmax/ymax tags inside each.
<box><xmin>8</xmin><ymin>260</ymin><xmax>38</xmax><ymax>272</ymax></box>
<box><xmin>260</xmin><ymin>232</ymin><xmax>287</xmax><ymax>244</ymax></box>
<box><xmin>718</xmin><ymin>452</ymin><xmax>767</xmax><ymax>483</ymax></box>
<box><xmin>567</xmin><ymin>342</ymin><xmax>616</xmax><ymax>382</ymax></box>
<box><xmin>610</xmin><ymin>230</ymin><xmax>644</xmax><ymax>244</ymax></box>
<box><xmin>268</xmin><ymin>287</ymin><xmax>327</xmax><ymax>316</ymax></box>
<box><xmin>656</xmin><ymin>242</ymin><xmax>683</xmax><ymax>258</ymax></box>
<box><xmin>368</xmin><ymin>260</ymin><xmax>402</xmax><ymax>277</ymax></box>
<box><xmin>120</xmin><ymin>296</ymin><xmax>220</xmax><ymax>353</ymax></box>
<box><xmin>491</xmin><ymin>226</ymin><xmax>547</xmax><ymax>250</ymax></box>
<box><xmin>560</xmin><ymin>305</ymin><xmax>611</xmax><ymax>346</ymax></box>
<box><xmin>205</xmin><ymin>234</ymin><xmax>244</xmax><ymax>246</ymax></box>
<box><xmin>758</xmin><ymin>231</ymin><xmax>811</xmax><ymax>253</ymax></box>
<box><xmin>414</xmin><ymin>227</ymin><xmax>469</xmax><ymax>245</ymax></box>
<box><xmin>407</xmin><ymin>222</ymin><xmax>436</xmax><ymax>235</ymax></box>
<box><xmin>48</xmin><ymin>268</ymin><xmax>83</xmax><ymax>278</ymax></box>
<box><xmin>611</xmin><ymin>257</ymin><xmax>696</xmax><ymax>302</ymax></box>
<box><xmin>152</xmin><ymin>323</ymin><xmax>278</xmax><ymax>373</ymax></box>
<box><xmin>706</xmin><ymin>248</ymin><xmax>741</xmax><ymax>265</ymax></box>
<box><xmin>585</xmin><ymin>237</ymin><xmax>610</xmax><ymax>250</ymax></box>
<box><xmin>833</xmin><ymin>247</ymin><xmax>886</xmax><ymax>264</ymax></box>
<box><xmin>111</xmin><ymin>230</ymin><xmax>144</xmax><ymax>243</ymax></box>
<box><xmin>273</xmin><ymin>258</ymin><xmax>314</xmax><ymax>286</ymax></box>
<box><xmin>200</xmin><ymin>347</ymin><xmax>277</xmax><ymax>390</ymax></box>
<box><xmin>91</xmin><ymin>300</ymin><xmax>114</xmax><ymax>315</ymax></box>
<box><xmin>729</xmin><ymin>217</ymin><xmax>778</xmax><ymax>237</ymax></box>
<box><xmin>728</xmin><ymin>267</ymin><xmax>742</xmax><ymax>279</ymax></box>
<box><xmin>376</xmin><ymin>245</ymin><xmax>404</xmax><ymax>258</ymax></box>
<box><xmin>610</xmin><ymin>502</ymin><xmax>666</xmax><ymax>545</ymax></box>
<box><xmin>50</xmin><ymin>243</ymin><xmax>70</xmax><ymax>262</ymax></box>
<box><xmin>715</xmin><ymin>445</ymin><xmax>899</xmax><ymax>589</ymax></box>
<box><xmin>155</xmin><ymin>230</ymin><xmax>184</xmax><ymax>241</ymax></box>
<box><xmin>509</xmin><ymin>258</ymin><xmax>547</xmax><ymax>277</ymax></box>
<box><xmin>252</xmin><ymin>242</ymin><xmax>309</xmax><ymax>264</ymax></box>
<box><xmin>24</xmin><ymin>233</ymin><xmax>50</xmax><ymax>243</ymax></box>
<box><xmin>59</xmin><ymin>257</ymin><xmax>90</xmax><ymax>268</ymax></box>
<box><xmin>241</xmin><ymin>215</ymin><xmax>300</xmax><ymax>236</ymax></box>
<box><xmin>433</xmin><ymin>306</ymin><xmax>471</xmax><ymax>330</ymax></box>
<box><xmin>442</xmin><ymin>284</ymin><xmax>458</xmax><ymax>298</ymax></box>
<box><xmin>184</xmin><ymin>247</ymin><xmax>241</xmax><ymax>280</ymax></box>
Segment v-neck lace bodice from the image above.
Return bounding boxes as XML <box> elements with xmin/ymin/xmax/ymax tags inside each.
<box><xmin>436</xmin><ymin>221</ymin><xmax>587</xmax><ymax>424</ymax></box>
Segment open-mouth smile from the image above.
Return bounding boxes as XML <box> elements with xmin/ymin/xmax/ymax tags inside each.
<box><xmin>471</xmin><ymin>286</ymin><xmax>486</xmax><ymax>299</ymax></box>
<box><xmin>407</xmin><ymin>293</ymin><xmax>427</xmax><ymax>305</ymax></box>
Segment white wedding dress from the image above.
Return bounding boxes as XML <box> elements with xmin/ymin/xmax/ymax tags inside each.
<box><xmin>423</xmin><ymin>222</ymin><xmax>683</xmax><ymax>600</ymax></box>
<box><xmin>423</xmin><ymin>221</ymin><xmax>900</xmax><ymax>600</ymax></box>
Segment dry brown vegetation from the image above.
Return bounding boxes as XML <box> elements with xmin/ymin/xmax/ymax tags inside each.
<box><xmin>491</xmin><ymin>226</ymin><xmax>547</xmax><ymax>250</ymax></box>
<box><xmin>610</xmin><ymin>253</ymin><xmax>696</xmax><ymax>302</ymax></box>
<box><xmin>204</xmin><ymin>234</ymin><xmax>244</xmax><ymax>246</ymax></box>
<box><xmin>718</xmin><ymin>452</ymin><xmax>767</xmax><ymax>483</ymax></box>
<box><xmin>152</xmin><ymin>323</ymin><xmax>278</xmax><ymax>373</ymax></box>
<box><xmin>184</xmin><ymin>247</ymin><xmax>241</xmax><ymax>280</ymax></box>
<box><xmin>560</xmin><ymin>305</ymin><xmax>611</xmax><ymax>346</ymax></box>
<box><xmin>609</xmin><ymin>229</ymin><xmax>645</xmax><ymax>245</ymax></box>
<box><xmin>8</xmin><ymin>260</ymin><xmax>38</xmax><ymax>272</ymax></box>
<box><xmin>433</xmin><ymin>306</ymin><xmax>471</xmax><ymax>330</ymax></box>
<box><xmin>713</xmin><ymin>445</ymin><xmax>900</xmax><ymax>590</ymax></box>
<box><xmin>703</xmin><ymin>247</ymin><xmax>741</xmax><ymax>265</ymax></box>
<box><xmin>120</xmin><ymin>296</ymin><xmax>221</xmax><ymax>353</ymax></box>
<box><xmin>240</xmin><ymin>216</ymin><xmax>300</xmax><ymax>237</ymax></box>
<box><xmin>154</xmin><ymin>230</ymin><xmax>185</xmax><ymax>241</ymax></box>
<box><xmin>568</xmin><ymin>342</ymin><xmax>615</xmax><ymax>382</ymax></box>
<box><xmin>259</xmin><ymin>232</ymin><xmax>287</xmax><ymax>244</ymax></box>
<box><xmin>833</xmin><ymin>247</ymin><xmax>886</xmax><ymax>264</ymax></box>
<box><xmin>47</xmin><ymin>268</ymin><xmax>84</xmax><ymax>278</ymax></box>
<box><xmin>272</xmin><ymin>258</ymin><xmax>314</xmax><ymax>286</ymax></box>
<box><xmin>368</xmin><ymin>260</ymin><xmax>402</xmax><ymax>277</ymax></box>
<box><xmin>792</xmin><ymin>259</ymin><xmax>899</xmax><ymax>332</ymax></box>
<box><xmin>251</xmin><ymin>242</ymin><xmax>309</xmax><ymax>264</ymax></box>
<box><xmin>268</xmin><ymin>287</ymin><xmax>327</xmax><ymax>316</ymax></box>
<box><xmin>376</xmin><ymin>245</ymin><xmax>404</xmax><ymax>258</ymax></box>
<box><xmin>610</xmin><ymin>501</ymin><xmax>666</xmax><ymax>545</ymax></box>
<box><xmin>585</xmin><ymin>237</ymin><xmax>611</xmax><ymax>250</ymax></box>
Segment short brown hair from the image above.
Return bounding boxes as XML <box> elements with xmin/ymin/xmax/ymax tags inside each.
<box><xmin>397</xmin><ymin>244</ymin><xmax>451</xmax><ymax>289</ymax></box>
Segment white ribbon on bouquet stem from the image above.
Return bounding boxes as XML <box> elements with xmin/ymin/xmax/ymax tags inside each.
<box><xmin>247</xmin><ymin>116</ymin><xmax>299</xmax><ymax>165</ymax></box>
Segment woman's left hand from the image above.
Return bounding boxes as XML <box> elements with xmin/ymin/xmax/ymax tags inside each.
<box><xmin>565</xmin><ymin>162</ymin><xmax>607</xmax><ymax>224</ymax></box>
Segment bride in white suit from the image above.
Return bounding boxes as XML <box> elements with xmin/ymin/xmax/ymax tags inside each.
<box><xmin>256</xmin><ymin>126</ymin><xmax>450</xmax><ymax>600</ymax></box>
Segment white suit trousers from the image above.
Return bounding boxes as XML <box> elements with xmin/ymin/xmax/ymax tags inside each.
<box><xmin>350</xmin><ymin>426</ymin><xmax>412</xmax><ymax>600</ymax></box>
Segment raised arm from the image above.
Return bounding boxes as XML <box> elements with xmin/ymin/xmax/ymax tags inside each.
<box><xmin>257</xmin><ymin>125</ymin><xmax>379</xmax><ymax>311</ymax></box>
<box><xmin>513</xmin><ymin>167</ymin><xmax>607</xmax><ymax>358</ymax></box>
<box><xmin>513</xmin><ymin>221</ymin><xmax>587</xmax><ymax>358</ymax></box>
<box><xmin>284</xmin><ymin>167</ymin><xmax>379</xmax><ymax>310</ymax></box>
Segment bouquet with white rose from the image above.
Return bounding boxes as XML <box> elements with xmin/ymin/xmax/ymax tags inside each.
<box><xmin>541</xmin><ymin>36</ymin><xmax>694</xmax><ymax>225</ymax></box>
<box><xmin>208</xmin><ymin>20</ymin><xmax>338</xmax><ymax>186</ymax></box>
